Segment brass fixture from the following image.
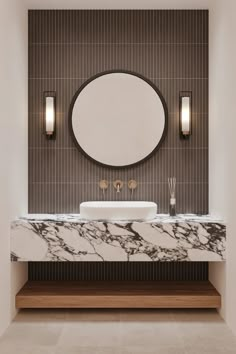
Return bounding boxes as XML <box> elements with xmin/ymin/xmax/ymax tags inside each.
<box><xmin>99</xmin><ymin>180</ymin><xmax>109</xmax><ymax>194</ymax></box>
<box><xmin>113</xmin><ymin>180</ymin><xmax>123</xmax><ymax>193</ymax></box>
<box><xmin>128</xmin><ymin>179</ymin><xmax>138</xmax><ymax>195</ymax></box>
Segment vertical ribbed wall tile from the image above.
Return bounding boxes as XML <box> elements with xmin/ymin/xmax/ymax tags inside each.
<box><xmin>29</xmin><ymin>262</ymin><xmax>208</xmax><ymax>281</ymax></box>
<box><xmin>29</xmin><ymin>10</ymin><xmax>208</xmax><ymax>214</ymax></box>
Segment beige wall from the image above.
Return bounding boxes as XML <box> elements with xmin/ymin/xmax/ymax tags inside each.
<box><xmin>209</xmin><ymin>0</ymin><xmax>236</xmax><ymax>335</ymax></box>
<box><xmin>0</xmin><ymin>0</ymin><xmax>28</xmax><ymax>336</ymax></box>
<box><xmin>25</xmin><ymin>0</ymin><xmax>211</xmax><ymax>9</ymax></box>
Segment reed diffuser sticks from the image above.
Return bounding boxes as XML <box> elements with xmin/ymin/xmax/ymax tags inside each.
<box><xmin>168</xmin><ymin>177</ymin><xmax>176</xmax><ymax>216</ymax></box>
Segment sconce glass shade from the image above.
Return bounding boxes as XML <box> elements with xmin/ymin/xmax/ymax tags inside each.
<box><xmin>44</xmin><ymin>92</ymin><xmax>56</xmax><ymax>138</ymax></box>
<box><xmin>180</xmin><ymin>92</ymin><xmax>192</xmax><ymax>138</ymax></box>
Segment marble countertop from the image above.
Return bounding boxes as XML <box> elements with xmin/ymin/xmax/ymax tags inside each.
<box><xmin>19</xmin><ymin>213</ymin><xmax>225</xmax><ymax>224</ymax></box>
<box><xmin>11</xmin><ymin>214</ymin><xmax>226</xmax><ymax>262</ymax></box>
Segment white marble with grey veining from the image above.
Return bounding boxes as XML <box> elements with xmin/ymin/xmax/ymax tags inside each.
<box><xmin>11</xmin><ymin>214</ymin><xmax>226</xmax><ymax>262</ymax></box>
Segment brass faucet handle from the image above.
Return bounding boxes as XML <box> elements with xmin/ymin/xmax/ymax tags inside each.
<box><xmin>99</xmin><ymin>180</ymin><xmax>109</xmax><ymax>193</ymax></box>
<box><xmin>128</xmin><ymin>179</ymin><xmax>138</xmax><ymax>191</ymax></box>
<box><xmin>113</xmin><ymin>180</ymin><xmax>123</xmax><ymax>193</ymax></box>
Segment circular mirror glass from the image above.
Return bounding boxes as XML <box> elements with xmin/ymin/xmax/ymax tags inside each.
<box><xmin>70</xmin><ymin>71</ymin><xmax>167</xmax><ymax>167</ymax></box>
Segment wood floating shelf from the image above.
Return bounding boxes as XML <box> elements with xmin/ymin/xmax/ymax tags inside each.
<box><xmin>16</xmin><ymin>281</ymin><xmax>221</xmax><ymax>309</ymax></box>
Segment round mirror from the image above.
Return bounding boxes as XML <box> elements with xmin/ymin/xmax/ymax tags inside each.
<box><xmin>70</xmin><ymin>71</ymin><xmax>168</xmax><ymax>168</ymax></box>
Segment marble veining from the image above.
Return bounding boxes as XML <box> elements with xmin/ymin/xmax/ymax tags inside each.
<box><xmin>11</xmin><ymin>214</ymin><xmax>226</xmax><ymax>262</ymax></box>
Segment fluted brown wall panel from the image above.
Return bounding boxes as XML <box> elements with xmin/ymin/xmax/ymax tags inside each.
<box><xmin>29</xmin><ymin>262</ymin><xmax>208</xmax><ymax>282</ymax></box>
<box><xmin>28</xmin><ymin>10</ymin><xmax>208</xmax><ymax>214</ymax></box>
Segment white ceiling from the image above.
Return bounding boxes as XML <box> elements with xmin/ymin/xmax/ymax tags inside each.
<box><xmin>24</xmin><ymin>0</ymin><xmax>213</xmax><ymax>10</ymax></box>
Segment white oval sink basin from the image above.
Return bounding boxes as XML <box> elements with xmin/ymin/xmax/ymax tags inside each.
<box><xmin>80</xmin><ymin>201</ymin><xmax>157</xmax><ymax>221</ymax></box>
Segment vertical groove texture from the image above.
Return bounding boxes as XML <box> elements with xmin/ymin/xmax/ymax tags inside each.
<box><xmin>28</xmin><ymin>10</ymin><xmax>209</xmax><ymax>215</ymax></box>
<box><xmin>28</xmin><ymin>262</ymin><xmax>208</xmax><ymax>281</ymax></box>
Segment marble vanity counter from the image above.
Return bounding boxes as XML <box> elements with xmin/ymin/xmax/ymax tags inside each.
<box><xmin>11</xmin><ymin>214</ymin><xmax>226</xmax><ymax>262</ymax></box>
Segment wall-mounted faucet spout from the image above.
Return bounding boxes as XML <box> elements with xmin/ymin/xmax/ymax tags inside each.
<box><xmin>113</xmin><ymin>180</ymin><xmax>123</xmax><ymax>193</ymax></box>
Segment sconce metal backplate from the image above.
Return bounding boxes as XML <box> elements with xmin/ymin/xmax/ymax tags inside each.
<box><xmin>44</xmin><ymin>91</ymin><xmax>56</xmax><ymax>140</ymax></box>
<box><xmin>179</xmin><ymin>91</ymin><xmax>192</xmax><ymax>139</ymax></box>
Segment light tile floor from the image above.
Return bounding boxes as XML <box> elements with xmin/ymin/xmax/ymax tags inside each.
<box><xmin>0</xmin><ymin>309</ymin><xmax>236</xmax><ymax>354</ymax></box>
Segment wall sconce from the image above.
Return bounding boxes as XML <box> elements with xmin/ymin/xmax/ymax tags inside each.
<box><xmin>44</xmin><ymin>92</ymin><xmax>56</xmax><ymax>139</ymax></box>
<box><xmin>180</xmin><ymin>92</ymin><xmax>192</xmax><ymax>138</ymax></box>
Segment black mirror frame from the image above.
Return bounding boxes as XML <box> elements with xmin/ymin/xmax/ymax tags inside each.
<box><xmin>69</xmin><ymin>70</ymin><xmax>168</xmax><ymax>169</ymax></box>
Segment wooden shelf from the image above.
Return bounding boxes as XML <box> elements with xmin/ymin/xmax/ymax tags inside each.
<box><xmin>16</xmin><ymin>281</ymin><xmax>221</xmax><ymax>309</ymax></box>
